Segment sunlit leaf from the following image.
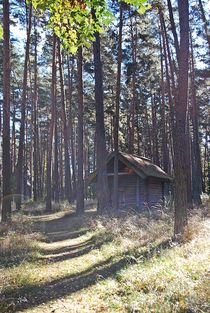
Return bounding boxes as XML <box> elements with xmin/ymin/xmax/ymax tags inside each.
<box><xmin>0</xmin><ymin>25</ymin><xmax>3</xmax><ymax>39</ymax></box>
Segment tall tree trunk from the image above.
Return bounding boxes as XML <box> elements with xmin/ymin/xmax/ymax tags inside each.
<box><xmin>203</xmin><ymin>126</ymin><xmax>210</xmax><ymax>194</ymax></box>
<box><xmin>53</xmin><ymin>90</ymin><xmax>59</xmax><ymax>202</ymax></box>
<box><xmin>151</xmin><ymin>94</ymin><xmax>160</xmax><ymax>166</ymax></box>
<box><xmin>144</xmin><ymin>104</ymin><xmax>152</xmax><ymax>159</ymax></box>
<box><xmin>160</xmin><ymin>12</ymin><xmax>175</xmax><ymax>131</ymax></box>
<box><xmin>198</xmin><ymin>0</ymin><xmax>210</xmax><ymax>51</ymax></box>
<box><xmin>29</xmin><ymin>114</ymin><xmax>33</xmax><ymax>197</ymax></box>
<box><xmin>76</xmin><ymin>46</ymin><xmax>85</xmax><ymax>214</ymax></box>
<box><xmin>2</xmin><ymin>0</ymin><xmax>11</xmax><ymax>222</ymax></box>
<box><xmin>38</xmin><ymin>136</ymin><xmax>43</xmax><ymax>198</ymax></box>
<box><xmin>46</xmin><ymin>35</ymin><xmax>56</xmax><ymax>212</ymax></box>
<box><xmin>185</xmin><ymin>103</ymin><xmax>193</xmax><ymax>206</ymax></box>
<box><xmin>93</xmin><ymin>31</ymin><xmax>110</xmax><ymax>213</ymax></box>
<box><xmin>58</xmin><ymin>41</ymin><xmax>72</xmax><ymax>203</ymax></box>
<box><xmin>160</xmin><ymin>11</ymin><xmax>175</xmax><ymax>168</ymax></box>
<box><xmin>159</xmin><ymin>29</ymin><xmax>169</xmax><ymax>172</ymax></box>
<box><xmin>128</xmin><ymin>13</ymin><xmax>137</xmax><ymax>154</ymax></box>
<box><xmin>189</xmin><ymin>34</ymin><xmax>202</xmax><ymax>204</ymax></box>
<box><xmin>59</xmin><ymin>132</ymin><xmax>64</xmax><ymax>199</ymax></box>
<box><xmin>12</xmin><ymin>102</ymin><xmax>16</xmax><ymax>173</ymax></box>
<box><xmin>67</xmin><ymin>56</ymin><xmax>76</xmax><ymax>199</ymax></box>
<box><xmin>208</xmin><ymin>134</ymin><xmax>210</xmax><ymax>195</ymax></box>
<box><xmin>16</xmin><ymin>2</ymin><xmax>32</xmax><ymax>210</ymax></box>
<box><xmin>33</xmin><ymin>20</ymin><xmax>39</xmax><ymax>201</ymax></box>
<box><xmin>113</xmin><ymin>3</ymin><xmax>123</xmax><ymax>211</ymax></box>
<box><xmin>167</xmin><ymin>0</ymin><xmax>179</xmax><ymax>59</ymax></box>
<box><xmin>174</xmin><ymin>0</ymin><xmax>190</xmax><ymax>238</ymax></box>
<box><xmin>161</xmin><ymin>5</ymin><xmax>191</xmax><ymax>195</ymax></box>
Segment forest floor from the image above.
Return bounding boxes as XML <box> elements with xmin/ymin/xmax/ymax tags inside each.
<box><xmin>0</xmin><ymin>202</ymin><xmax>209</xmax><ymax>313</ymax></box>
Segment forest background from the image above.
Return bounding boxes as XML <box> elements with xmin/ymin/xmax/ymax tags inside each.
<box><xmin>0</xmin><ymin>0</ymin><xmax>210</xmax><ymax>238</ymax></box>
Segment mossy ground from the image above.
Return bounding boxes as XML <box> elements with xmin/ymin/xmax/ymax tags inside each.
<box><xmin>0</xmin><ymin>204</ymin><xmax>209</xmax><ymax>313</ymax></box>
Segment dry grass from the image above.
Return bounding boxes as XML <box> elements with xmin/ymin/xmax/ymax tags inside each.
<box><xmin>0</xmin><ymin>214</ymin><xmax>42</xmax><ymax>268</ymax></box>
<box><xmin>0</xmin><ymin>205</ymin><xmax>209</xmax><ymax>313</ymax></box>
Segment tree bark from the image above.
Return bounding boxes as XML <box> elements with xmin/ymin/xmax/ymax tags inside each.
<box><xmin>160</xmin><ymin>11</ymin><xmax>176</xmax><ymax>169</ymax></box>
<box><xmin>190</xmin><ymin>33</ymin><xmax>203</xmax><ymax>204</ymax></box>
<box><xmin>174</xmin><ymin>0</ymin><xmax>190</xmax><ymax>238</ymax></box>
<box><xmin>46</xmin><ymin>35</ymin><xmax>56</xmax><ymax>212</ymax></box>
<box><xmin>167</xmin><ymin>0</ymin><xmax>180</xmax><ymax>59</ymax></box>
<box><xmin>113</xmin><ymin>3</ymin><xmax>123</xmax><ymax>211</ymax></box>
<box><xmin>67</xmin><ymin>56</ymin><xmax>76</xmax><ymax>199</ymax></box>
<box><xmin>12</xmin><ymin>101</ymin><xmax>16</xmax><ymax>173</ymax></box>
<box><xmin>159</xmin><ymin>28</ymin><xmax>169</xmax><ymax>172</ymax></box>
<box><xmin>2</xmin><ymin>0</ymin><xmax>11</xmax><ymax>222</ymax></box>
<box><xmin>151</xmin><ymin>94</ymin><xmax>160</xmax><ymax>166</ymax></box>
<box><xmin>58</xmin><ymin>41</ymin><xmax>72</xmax><ymax>203</ymax></box>
<box><xmin>198</xmin><ymin>0</ymin><xmax>210</xmax><ymax>51</ymax></box>
<box><xmin>16</xmin><ymin>2</ymin><xmax>32</xmax><ymax>210</ymax></box>
<box><xmin>128</xmin><ymin>13</ymin><xmax>137</xmax><ymax>155</ymax></box>
<box><xmin>160</xmin><ymin>11</ymin><xmax>176</xmax><ymax>135</ymax></box>
<box><xmin>33</xmin><ymin>19</ymin><xmax>39</xmax><ymax>201</ymax></box>
<box><xmin>93</xmin><ymin>31</ymin><xmax>110</xmax><ymax>213</ymax></box>
<box><xmin>76</xmin><ymin>46</ymin><xmax>85</xmax><ymax>214</ymax></box>
<box><xmin>53</xmin><ymin>89</ymin><xmax>59</xmax><ymax>203</ymax></box>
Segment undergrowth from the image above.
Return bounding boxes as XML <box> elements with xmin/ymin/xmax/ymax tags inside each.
<box><xmin>0</xmin><ymin>214</ymin><xmax>42</xmax><ymax>267</ymax></box>
<box><xmin>0</xmin><ymin>205</ymin><xmax>209</xmax><ymax>313</ymax></box>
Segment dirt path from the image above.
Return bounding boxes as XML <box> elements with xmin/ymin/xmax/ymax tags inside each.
<box><xmin>1</xmin><ymin>210</ymin><xmax>132</xmax><ymax>313</ymax></box>
<box><xmin>1</xmin><ymin>209</ymin><xmax>209</xmax><ymax>313</ymax></box>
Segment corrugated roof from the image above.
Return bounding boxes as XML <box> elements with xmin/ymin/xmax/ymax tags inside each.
<box><xmin>88</xmin><ymin>151</ymin><xmax>172</xmax><ymax>184</ymax></box>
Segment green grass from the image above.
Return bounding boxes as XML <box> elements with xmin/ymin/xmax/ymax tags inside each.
<box><xmin>0</xmin><ymin>205</ymin><xmax>209</xmax><ymax>313</ymax></box>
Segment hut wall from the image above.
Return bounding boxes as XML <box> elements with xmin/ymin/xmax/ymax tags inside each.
<box><xmin>119</xmin><ymin>174</ymin><xmax>136</xmax><ymax>206</ymax></box>
<box><xmin>147</xmin><ymin>177</ymin><xmax>163</xmax><ymax>208</ymax></box>
<box><xmin>138</xmin><ymin>177</ymin><xmax>147</xmax><ymax>208</ymax></box>
<box><xmin>108</xmin><ymin>175</ymin><xmax>166</xmax><ymax>210</ymax></box>
<box><xmin>108</xmin><ymin>173</ymin><xmax>147</xmax><ymax>208</ymax></box>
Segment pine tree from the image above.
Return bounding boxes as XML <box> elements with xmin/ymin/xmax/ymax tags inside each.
<box><xmin>16</xmin><ymin>2</ymin><xmax>32</xmax><ymax>210</ymax></box>
<box><xmin>76</xmin><ymin>46</ymin><xmax>85</xmax><ymax>214</ymax></box>
<box><xmin>2</xmin><ymin>0</ymin><xmax>11</xmax><ymax>222</ymax></box>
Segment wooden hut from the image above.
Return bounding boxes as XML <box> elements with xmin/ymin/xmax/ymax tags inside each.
<box><xmin>88</xmin><ymin>152</ymin><xmax>173</xmax><ymax>210</ymax></box>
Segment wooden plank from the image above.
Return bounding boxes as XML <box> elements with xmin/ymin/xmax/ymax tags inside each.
<box><xmin>107</xmin><ymin>172</ymin><xmax>132</xmax><ymax>176</ymax></box>
<box><xmin>136</xmin><ymin>176</ymin><xmax>140</xmax><ymax>207</ymax></box>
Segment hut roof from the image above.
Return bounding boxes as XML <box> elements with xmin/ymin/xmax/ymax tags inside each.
<box><xmin>88</xmin><ymin>151</ymin><xmax>173</xmax><ymax>184</ymax></box>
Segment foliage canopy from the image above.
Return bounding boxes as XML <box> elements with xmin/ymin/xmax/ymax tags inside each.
<box><xmin>31</xmin><ymin>0</ymin><xmax>149</xmax><ymax>53</ymax></box>
<box><xmin>0</xmin><ymin>25</ymin><xmax>3</xmax><ymax>39</ymax></box>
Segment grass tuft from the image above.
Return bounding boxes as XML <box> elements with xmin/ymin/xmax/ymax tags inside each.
<box><xmin>0</xmin><ymin>213</ymin><xmax>42</xmax><ymax>268</ymax></box>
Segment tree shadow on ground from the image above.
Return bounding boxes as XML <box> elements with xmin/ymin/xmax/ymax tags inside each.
<box><xmin>32</xmin><ymin>210</ymin><xmax>98</xmax><ymax>243</ymax></box>
<box><xmin>40</xmin><ymin>237</ymin><xmax>112</xmax><ymax>263</ymax></box>
<box><xmin>0</xmin><ymin>230</ymin><xmax>106</xmax><ymax>269</ymax></box>
<box><xmin>1</xmin><ymin>239</ymin><xmax>172</xmax><ymax>313</ymax></box>
<box><xmin>32</xmin><ymin>210</ymin><xmax>97</xmax><ymax>232</ymax></box>
<box><xmin>41</xmin><ymin>237</ymin><xmax>94</xmax><ymax>255</ymax></box>
<box><xmin>0</xmin><ymin>209</ymin><xmax>102</xmax><ymax>270</ymax></box>
<box><xmin>42</xmin><ymin>229</ymin><xmax>89</xmax><ymax>243</ymax></box>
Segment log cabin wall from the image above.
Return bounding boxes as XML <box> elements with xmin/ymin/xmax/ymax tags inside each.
<box><xmin>108</xmin><ymin>173</ymin><xmax>137</xmax><ymax>207</ymax></box>
<box><xmin>147</xmin><ymin>177</ymin><xmax>164</xmax><ymax>208</ymax></box>
<box><xmin>138</xmin><ymin>177</ymin><xmax>147</xmax><ymax>207</ymax></box>
<box><xmin>108</xmin><ymin>173</ymin><xmax>145</xmax><ymax>209</ymax></box>
<box><xmin>108</xmin><ymin>174</ymin><xmax>165</xmax><ymax>210</ymax></box>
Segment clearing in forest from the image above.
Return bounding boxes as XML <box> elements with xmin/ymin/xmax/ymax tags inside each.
<box><xmin>0</xmin><ymin>205</ymin><xmax>209</xmax><ymax>313</ymax></box>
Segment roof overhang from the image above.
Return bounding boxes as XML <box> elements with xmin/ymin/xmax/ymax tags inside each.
<box><xmin>87</xmin><ymin>151</ymin><xmax>173</xmax><ymax>185</ymax></box>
